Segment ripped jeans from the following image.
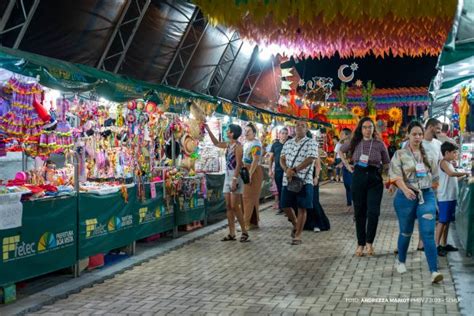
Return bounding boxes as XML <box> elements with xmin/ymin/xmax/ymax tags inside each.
<box><xmin>394</xmin><ymin>188</ymin><xmax>438</xmax><ymax>272</ymax></box>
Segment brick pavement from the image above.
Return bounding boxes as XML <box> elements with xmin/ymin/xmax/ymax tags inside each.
<box><xmin>26</xmin><ymin>183</ymin><xmax>460</xmax><ymax>316</ymax></box>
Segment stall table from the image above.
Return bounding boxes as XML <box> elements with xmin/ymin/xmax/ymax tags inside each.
<box><xmin>456</xmin><ymin>178</ymin><xmax>474</xmax><ymax>256</ymax></box>
<box><xmin>0</xmin><ymin>195</ymin><xmax>77</xmax><ymax>287</ymax></box>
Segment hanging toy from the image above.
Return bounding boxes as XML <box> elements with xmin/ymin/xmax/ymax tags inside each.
<box><xmin>127</xmin><ymin>100</ymin><xmax>137</xmax><ymax>111</ymax></box>
<box><xmin>126</xmin><ymin>112</ymin><xmax>136</xmax><ymax>124</ymax></box>
<box><xmin>145</xmin><ymin>101</ymin><xmax>157</xmax><ymax>114</ymax></box>
<box><xmin>136</xmin><ymin>100</ymin><xmax>146</xmax><ymax>112</ymax></box>
<box><xmin>116</xmin><ymin>104</ymin><xmax>124</xmax><ymax>127</ymax></box>
<box><xmin>121</xmin><ymin>184</ymin><xmax>129</xmax><ymax>203</ymax></box>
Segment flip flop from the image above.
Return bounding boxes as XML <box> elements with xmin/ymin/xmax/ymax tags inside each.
<box><xmin>291</xmin><ymin>239</ymin><xmax>302</xmax><ymax>245</ymax></box>
<box><xmin>221</xmin><ymin>235</ymin><xmax>236</xmax><ymax>241</ymax></box>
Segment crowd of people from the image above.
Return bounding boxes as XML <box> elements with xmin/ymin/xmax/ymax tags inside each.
<box><xmin>205</xmin><ymin>116</ymin><xmax>468</xmax><ymax>285</ymax></box>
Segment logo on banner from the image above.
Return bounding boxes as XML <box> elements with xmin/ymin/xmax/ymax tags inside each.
<box><xmin>37</xmin><ymin>231</ymin><xmax>74</xmax><ymax>252</ymax></box>
<box><xmin>2</xmin><ymin>230</ymin><xmax>74</xmax><ymax>262</ymax></box>
<box><xmin>139</xmin><ymin>206</ymin><xmax>163</xmax><ymax>224</ymax></box>
<box><xmin>85</xmin><ymin>218</ymin><xmax>107</xmax><ymax>238</ymax></box>
<box><xmin>107</xmin><ymin>215</ymin><xmax>133</xmax><ymax>231</ymax></box>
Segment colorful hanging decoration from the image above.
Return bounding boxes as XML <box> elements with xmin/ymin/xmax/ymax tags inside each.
<box><xmin>388</xmin><ymin>107</ymin><xmax>403</xmax><ymax>133</ymax></box>
<box><xmin>351</xmin><ymin>106</ymin><xmax>364</xmax><ymax>118</ymax></box>
<box><xmin>327</xmin><ymin>86</ymin><xmax>430</xmax><ymax>109</ymax></box>
<box><xmin>363</xmin><ymin>81</ymin><xmax>376</xmax><ymax>121</ymax></box>
<box><xmin>194</xmin><ymin>0</ymin><xmax>457</xmax><ymax>58</ymax></box>
<box><xmin>338</xmin><ymin>63</ymin><xmax>358</xmax><ymax>83</ymax></box>
<box><xmin>459</xmin><ymin>87</ymin><xmax>470</xmax><ymax>132</ymax></box>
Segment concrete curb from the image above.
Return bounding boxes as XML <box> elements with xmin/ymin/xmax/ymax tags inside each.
<box><xmin>447</xmin><ymin>225</ymin><xmax>474</xmax><ymax>316</ymax></box>
<box><xmin>1</xmin><ymin>203</ymin><xmax>272</xmax><ymax>316</ymax></box>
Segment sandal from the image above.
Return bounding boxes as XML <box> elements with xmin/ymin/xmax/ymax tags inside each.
<box><xmin>291</xmin><ymin>239</ymin><xmax>302</xmax><ymax>245</ymax></box>
<box><xmin>355</xmin><ymin>246</ymin><xmax>364</xmax><ymax>257</ymax></box>
<box><xmin>221</xmin><ymin>235</ymin><xmax>236</xmax><ymax>241</ymax></box>
<box><xmin>240</xmin><ymin>233</ymin><xmax>250</xmax><ymax>242</ymax></box>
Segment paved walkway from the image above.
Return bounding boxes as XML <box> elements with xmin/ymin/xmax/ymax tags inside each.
<box><xmin>25</xmin><ymin>184</ymin><xmax>460</xmax><ymax>315</ymax></box>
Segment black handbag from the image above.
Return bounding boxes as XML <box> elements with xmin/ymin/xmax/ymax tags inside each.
<box><xmin>240</xmin><ymin>166</ymin><xmax>250</xmax><ymax>184</ymax></box>
<box><xmin>287</xmin><ymin>139</ymin><xmax>311</xmax><ymax>193</ymax></box>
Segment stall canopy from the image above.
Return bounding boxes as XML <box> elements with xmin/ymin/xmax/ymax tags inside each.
<box><xmin>430</xmin><ymin>0</ymin><xmax>474</xmax><ymax>117</ymax></box>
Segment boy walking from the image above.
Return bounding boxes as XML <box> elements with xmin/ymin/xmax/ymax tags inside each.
<box><xmin>435</xmin><ymin>142</ymin><xmax>469</xmax><ymax>256</ymax></box>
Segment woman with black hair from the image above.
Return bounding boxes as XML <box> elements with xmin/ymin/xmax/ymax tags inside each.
<box><xmin>339</xmin><ymin>117</ymin><xmax>390</xmax><ymax>257</ymax></box>
<box><xmin>389</xmin><ymin>121</ymin><xmax>443</xmax><ymax>283</ymax></box>
<box><xmin>204</xmin><ymin>123</ymin><xmax>249</xmax><ymax>242</ymax></box>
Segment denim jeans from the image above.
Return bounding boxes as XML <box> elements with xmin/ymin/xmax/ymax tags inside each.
<box><xmin>342</xmin><ymin>166</ymin><xmax>353</xmax><ymax>206</ymax></box>
<box><xmin>394</xmin><ymin>189</ymin><xmax>438</xmax><ymax>272</ymax></box>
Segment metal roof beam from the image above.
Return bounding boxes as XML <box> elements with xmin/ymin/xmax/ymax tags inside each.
<box><xmin>0</xmin><ymin>0</ymin><xmax>40</xmax><ymax>49</ymax></box>
<box><xmin>161</xmin><ymin>8</ymin><xmax>208</xmax><ymax>87</ymax></box>
<box><xmin>96</xmin><ymin>0</ymin><xmax>151</xmax><ymax>73</ymax></box>
<box><xmin>237</xmin><ymin>47</ymin><xmax>265</xmax><ymax>104</ymax></box>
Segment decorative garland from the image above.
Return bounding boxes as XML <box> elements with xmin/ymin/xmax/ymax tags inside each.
<box><xmin>194</xmin><ymin>0</ymin><xmax>456</xmax><ymax>58</ymax></box>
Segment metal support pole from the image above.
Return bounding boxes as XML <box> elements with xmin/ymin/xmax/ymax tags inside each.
<box><xmin>0</xmin><ymin>0</ymin><xmax>16</xmax><ymax>32</ymax></box>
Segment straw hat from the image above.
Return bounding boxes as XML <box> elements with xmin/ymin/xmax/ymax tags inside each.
<box><xmin>181</xmin><ymin>134</ymin><xmax>197</xmax><ymax>156</ymax></box>
<box><xmin>190</xmin><ymin>102</ymin><xmax>206</xmax><ymax>122</ymax></box>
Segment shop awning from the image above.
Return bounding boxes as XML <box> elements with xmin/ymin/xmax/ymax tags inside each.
<box><xmin>430</xmin><ymin>0</ymin><xmax>474</xmax><ymax>117</ymax></box>
<box><xmin>0</xmin><ymin>46</ymin><xmax>330</xmax><ymax>127</ymax></box>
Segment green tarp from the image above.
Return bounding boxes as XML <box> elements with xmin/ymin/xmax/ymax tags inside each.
<box><xmin>134</xmin><ymin>182</ymin><xmax>174</xmax><ymax>240</ymax></box>
<box><xmin>174</xmin><ymin>194</ymin><xmax>206</xmax><ymax>226</ymax></box>
<box><xmin>456</xmin><ymin>181</ymin><xmax>474</xmax><ymax>256</ymax></box>
<box><xmin>205</xmin><ymin>174</ymin><xmax>226</xmax><ymax>214</ymax></box>
<box><xmin>0</xmin><ymin>46</ymin><xmax>330</xmax><ymax>126</ymax></box>
<box><xmin>0</xmin><ymin>196</ymin><xmax>77</xmax><ymax>287</ymax></box>
<box><xmin>78</xmin><ymin>187</ymin><xmax>137</xmax><ymax>259</ymax></box>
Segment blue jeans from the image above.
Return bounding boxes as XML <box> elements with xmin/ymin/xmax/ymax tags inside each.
<box><xmin>342</xmin><ymin>166</ymin><xmax>352</xmax><ymax>206</ymax></box>
<box><xmin>274</xmin><ymin>170</ymin><xmax>284</xmax><ymax>209</ymax></box>
<box><xmin>394</xmin><ymin>189</ymin><xmax>438</xmax><ymax>272</ymax></box>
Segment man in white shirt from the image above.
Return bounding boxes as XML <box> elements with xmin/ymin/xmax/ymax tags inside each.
<box><xmin>423</xmin><ymin>118</ymin><xmax>443</xmax><ymax>161</ymax></box>
<box><xmin>280</xmin><ymin>120</ymin><xmax>318</xmax><ymax>245</ymax></box>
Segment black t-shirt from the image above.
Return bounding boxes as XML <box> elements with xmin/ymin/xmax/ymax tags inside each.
<box><xmin>270</xmin><ymin>140</ymin><xmax>284</xmax><ymax>172</ymax></box>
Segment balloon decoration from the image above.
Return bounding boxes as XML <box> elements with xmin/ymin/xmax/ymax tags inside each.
<box><xmin>194</xmin><ymin>0</ymin><xmax>457</xmax><ymax>58</ymax></box>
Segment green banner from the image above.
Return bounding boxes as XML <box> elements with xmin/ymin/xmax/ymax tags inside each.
<box><xmin>134</xmin><ymin>182</ymin><xmax>174</xmax><ymax>240</ymax></box>
<box><xmin>78</xmin><ymin>187</ymin><xmax>137</xmax><ymax>259</ymax></box>
<box><xmin>456</xmin><ymin>181</ymin><xmax>474</xmax><ymax>256</ymax></box>
<box><xmin>174</xmin><ymin>194</ymin><xmax>206</xmax><ymax>226</ymax></box>
<box><xmin>205</xmin><ymin>174</ymin><xmax>226</xmax><ymax>214</ymax></box>
<box><xmin>0</xmin><ymin>196</ymin><xmax>77</xmax><ymax>287</ymax></box>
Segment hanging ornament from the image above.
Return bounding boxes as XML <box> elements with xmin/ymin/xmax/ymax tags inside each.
<box><xmin>338</xmin><ymin>64</ymin><xmax>357</xmax><ymax>82</ymax></box>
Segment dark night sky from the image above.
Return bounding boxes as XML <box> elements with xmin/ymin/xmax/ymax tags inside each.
<box><xmin>283</xmin><ymin>53</ymin><xmax>439</xmax><ymax>89</ymax></box>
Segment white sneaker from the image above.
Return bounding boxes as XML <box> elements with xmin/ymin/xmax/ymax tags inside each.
<box><xmin>313</xmin><ymin>227</ymin><xmax>321</xmax><ymax>232</ymax></box>
<box><xmin>395</xmin><ymin>260</ymin><xmax>407</xmax><ymax>274</ymax></box>
<box><xmin>431</xmin><ymin>272</ymin><xmax>444</xmax><ymax>284</ymax></box>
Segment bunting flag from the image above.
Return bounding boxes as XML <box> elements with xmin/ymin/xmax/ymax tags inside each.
<box><xmin>281</xmin><ymin>80</ymin><xmax>292</xmax><ymax>90</ymax></box>
<box><xmin>281</xmin><ymin>68</ymin><xmax>293</xmax><ymax>77</ymax></box>
<box><xmin>194</xmin><ymin>0</ymin><xmax>457</xmax><ymax>58</ymax></box>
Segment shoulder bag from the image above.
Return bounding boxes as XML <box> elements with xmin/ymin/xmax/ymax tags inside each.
<box><xmin>287</xmin><ymin>140</ymin><xmax>311</xmax><ymax>193</ymax></box>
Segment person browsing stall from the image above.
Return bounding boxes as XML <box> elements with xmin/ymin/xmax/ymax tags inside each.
<box><xmin>339</xmin><ymin>117</ymin><xmax>390</xmax><ymax>257</ymax></box>
<box><xmin>435</xmin><ymin>142</ymin><xmax>469</xmax><ymax>256</ymax></box>
<box><xmin>280</xmin><ymin>120</ymin><xmax>318</xmax><ymax>245</ymax></box>
<box><xmin>204</xmin><ymin>123</ymin><xmax>249</xmax><ymax>242</ymax></box>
